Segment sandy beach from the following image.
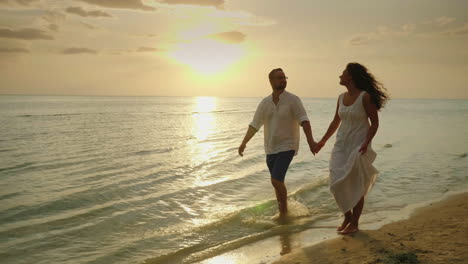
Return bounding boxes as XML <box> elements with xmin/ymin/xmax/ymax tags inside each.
<box><xmin>273</xmin><ymin>192</ymin><xmax>468</xmax><ymax>264</ymax></box>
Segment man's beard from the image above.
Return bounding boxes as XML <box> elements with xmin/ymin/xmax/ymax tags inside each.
<box><xmin>274</xmin><ymin>83</ymin><xmax>287</xmax><ymax>90</ymax></box>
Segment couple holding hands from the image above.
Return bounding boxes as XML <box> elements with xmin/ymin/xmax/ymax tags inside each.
<box><xmin>238</xmin><ymin>63</ymin><xmax>389</xmax><ymax>235</ymax></box>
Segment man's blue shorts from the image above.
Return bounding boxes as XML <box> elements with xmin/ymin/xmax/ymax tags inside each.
<box><xmin>266</xmin><ymin>150</ymin><xmax>295</xmax><ymax>182</ymax></box>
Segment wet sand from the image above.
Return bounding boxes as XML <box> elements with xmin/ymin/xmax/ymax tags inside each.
<box><xmin>273</xmin><ymin>192</ymin><xmax>468</xmax><ymax>264</ymax></box>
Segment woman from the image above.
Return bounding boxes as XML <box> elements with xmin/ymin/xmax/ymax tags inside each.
<box><xmin>315</xmin><ymin>63</ymin><xmax>389</xmax><ymax>235</ymax></box>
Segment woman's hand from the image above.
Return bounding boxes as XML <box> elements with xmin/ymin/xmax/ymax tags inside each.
<box><xmin>313</xmin><ymin>140</ymin><xmax>325</xmax><ymax>154</ymax></box>
<box><xmin>358</xmin><ymin>143</ymin><xmax>368</xmax><ymax>154</ymax></box>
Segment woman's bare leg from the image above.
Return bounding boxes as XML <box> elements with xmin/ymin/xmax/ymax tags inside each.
<box><xmin>340</xmin><ymin>196</ymin><xmax>364</xmax><ymax>234</ymax></box>
<box><xmin>337</xmin><ymin>211</ymin><xmax>352</xmax><ymax>231</ymax></box>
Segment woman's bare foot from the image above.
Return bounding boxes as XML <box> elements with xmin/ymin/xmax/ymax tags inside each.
<box><xmin>339</xmin><ymin>224</ymin><xmax>359</xmax><ymax>235</ymax></box>
<box><xmin>337</xmin><ymin>216</ymin><xmax>352</xmax><ymax>231</ymax></box>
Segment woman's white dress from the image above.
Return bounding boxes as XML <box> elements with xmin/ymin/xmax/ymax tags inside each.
<box><xmin>329</xmin><ymin>91</ymin><xmax>379</xmax><ymax>213</ymax></box>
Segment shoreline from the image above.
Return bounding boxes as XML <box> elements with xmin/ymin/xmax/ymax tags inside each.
<box><xmin>195</xmin><ymin>189</ymin><xmax>468</xmax><ymax>264</ymax></box>
<box><xmin>273</xmin><ymin>191</ymin><xmax>468</xmax><ymax>264</ymax></box>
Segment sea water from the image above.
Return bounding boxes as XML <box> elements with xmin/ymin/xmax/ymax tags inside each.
<box><xmin>0</xmin><ymin>95</ymin><xmax>466</xmax><ymax>264</ymax></box>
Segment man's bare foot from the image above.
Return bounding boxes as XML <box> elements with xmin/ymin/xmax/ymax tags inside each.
<box><xmin>271</xmin><ymin>212</ymin><xmax>288</xmax><ymax>220</ymax></box>
<box><xmin>337</xmin><ymin>217</ymin><xmax>352</xmax><ymax>231</ymax></box>
<box><xmin>280</xmin><ymin>246</ymin><xmax>291</xmax><ymax>255</ymax></box>
<box><xmin>271</xmin><ymin>212</ymin><xmax>289</xmax><ymax>224</ymax></box>
<box><xmin>278</xmin><ymin>212</ymin><xmax>288</xmax><ymax>222</ymax></box>
<box><xmin>339</xmin><ymin>224</ymin><xmax>359</xmax><ymax>235</ymax></box>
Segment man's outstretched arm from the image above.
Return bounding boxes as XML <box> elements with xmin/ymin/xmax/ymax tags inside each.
<box><xmin>301</xmin><ymin>121</ymin><xmax>317</xmax><ymax>155</ymax></box>
<box><xmin>238</xmin><ymin>125</ymin><xmax>257</xmax><ymax>156</ymax></box>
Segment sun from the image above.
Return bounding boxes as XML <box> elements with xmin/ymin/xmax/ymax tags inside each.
<box><xmin>169</xmin><ymin>38</ymin><xmax>245</xmax><ymax>75</ymax></box>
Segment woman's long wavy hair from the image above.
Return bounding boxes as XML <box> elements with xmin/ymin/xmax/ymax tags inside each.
<box><xmin>346</xmin><ymin>63</ymin><xmax>389</xmax><ymax>110</ymax></box>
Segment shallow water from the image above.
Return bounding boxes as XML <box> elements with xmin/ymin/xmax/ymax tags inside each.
<box><xmin>0</xmin><ymin>95</ymin><xmax>466</xmax><ymax>264</ymax></box>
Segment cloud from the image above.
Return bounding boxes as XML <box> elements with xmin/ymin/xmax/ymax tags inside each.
<box><xmin>65</xmin><ymin>6</ymin><xmax>112</xmax><ymax>17</ymax></box>
<box><xmin>233</xmin><ymin>15</ymin><xmax>276</xmax><ymax>27</ymax></box>
<box><xmin>80</xmin><ymin>21</ymin><xmax>98</xmax><ymax>30</ymax></box>
<box><xmin>0</xmin><ymin>47</ymin><xmax>29</xmax><ymax>53</ymax></box>
<box><xmin>402</xmin><ymin>23</ymin><xmax>416</xmax><ymax>32</ymax></box>
<box><xmin>41</xmin><ymin>10</ymin><xmax>67</xmax><ymax>22</ymax></box>
<box><xmin>348</xmin><ymin>35</ymin><xmax>373</xmax><ymax>46</ymax></box>
<box><xmin>0</xmin><ymin>27</ymin><xmax>54</xmax><ymax>40</ymax></box>
<box><xmin>347</xmin><ymin>26</ymin><xmax>408</xmax><ymax>46</ymax></box>
<box><xmin>48</xmin><ymin>23</ymin><xmax>59</xmax><ymax>32</ymax></box>
<box><xmin>348</xmin><ymin>26</ymin><xmax>405</xmax><ymax>46</ymax></box>
<box><xmin>136</xmin><ymin>46</ymin><xmax>163</xmax><ymax>52</ymax></box>
<box><xmin>442</xmin><ymin>24</ymin><xmax>468</xmax><ymax>36</ymax></box>
<box><xmin>206</xmin><ymin>31</ymin><xmax>245</xmax><ymax>44</ymax></box>
<box><xmin>157</xmin><ymin>0</ymin><xmax>224</xmax><ymax>8</ymax></box>
<box><xmin>61</xmin><ymin>47</ymin><xmax>97</xmax><ymax>54</ymax></box>
<box><xmin>0</xmin><ymin>0</ymin><xmax>39</xmax><ymax>6</ymax></box>
<box><xmin>432</xmin><ymin>16</ymin><xmax>456</xmax><ymax>26</ymax></box>
<box><xmin>77</xmin><ymin>0</ymin><xmax>155</xmax><ymax>11</ymax></box>
<box><xmin>39</xmin><ymin>10</ymin><xmax>66</xmax><ymax>32</ymax></box>
<box><xmin>15</xmin><ymin>0</ymin><xmax>37</xmax><ymax>5</ymax></box>
<box><xmin>347</xmin><ymin>17</ymin><xmax>465</xmax><ymax>46</ymax></box>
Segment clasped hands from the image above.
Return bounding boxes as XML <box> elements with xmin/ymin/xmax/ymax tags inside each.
<box><xmin>309</xmin><ymin>141</ymin><xmax>324</xmax><ymax>155</ymax></box>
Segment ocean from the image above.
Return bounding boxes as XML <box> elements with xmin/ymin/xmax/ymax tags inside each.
<box><xmin>0</xmin><ymin>95</ymin><xmax>467</xmax><ymax>264</ymax></box>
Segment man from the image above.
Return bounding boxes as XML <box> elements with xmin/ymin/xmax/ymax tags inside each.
<box><xmin>238</xmin><ymin>68</ymin><xmax>317</xmax><ymax>219</ymax></box>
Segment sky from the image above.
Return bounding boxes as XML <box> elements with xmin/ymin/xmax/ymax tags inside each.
<box><xmin>0</xmin><ymin>0</ymin><xmax>467</xmax><ymax>99</ymax></box>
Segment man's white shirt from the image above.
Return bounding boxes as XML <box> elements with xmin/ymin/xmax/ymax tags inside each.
<box><xmin>249</xmin><ymin>90</ymin><xmax>309</xmax><ymax>155</ymax></box>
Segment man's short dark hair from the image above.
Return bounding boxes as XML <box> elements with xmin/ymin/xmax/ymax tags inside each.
<box><xmin>269</xmin><ymin>68</ymin><xmax>283</xmax><ymax>79</ymax></box>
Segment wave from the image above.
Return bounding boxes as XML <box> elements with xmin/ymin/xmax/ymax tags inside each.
<box><xmin>132</xmin><ymin>147</ymin><xmax>176</xmax><ymax>156</ymax></box>
<box><xmin>0</xmin><ymin>189</ymin><xmax>319</xmax><ymax>262</ymax></box>
<box><xmin>191</xmin><ymin>109</ymin><xmax>254</xmax><ymax>115</ymax></box>
<box><xmin>0</xmin><ymin>192</ymin><xmax>21</xmax><ymax>202</ymax></box>
<box><xmin>0</xmin><ymin>149</ymin><xmax>15</xmax><ymax>153</ymax></box>
<box><xmin>0</xmin><ymin>157</ymin><xmax>105</xmax><ymax>177</ymax></box>
<box><xmin>16</xmin><ymin>113</ymin><xmax>86</xmax><ymax>118</ymax></box>
<box><xmin>144</xmin><ymin>178</ymin><xmax>331</xmax><ymax>263</ymax></box>
<box><xmin>146</xmin><ymin>204</ymin><xmax>331</xmax><ymax>264</ymax></box>
<box><xmin>0</xmin><ymin>162</ymin><xmax>35</xmax><ymax>173</ymax></box>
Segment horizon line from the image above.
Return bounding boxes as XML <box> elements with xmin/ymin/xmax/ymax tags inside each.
<box><xmin>0</xmin><ymin>93</ymin><xmax>466</xmax><ymax>100</ymax></box>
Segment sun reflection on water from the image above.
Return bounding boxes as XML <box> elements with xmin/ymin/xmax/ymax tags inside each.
<box><xmin>192</xmin><ymin>96</ymin><xmax>216</xmax><ymax>141</ymax></box>
<box><xmin>190</xmin><ymin>97</ymin><xmax>221</xmax><ymax>187</ymax></box>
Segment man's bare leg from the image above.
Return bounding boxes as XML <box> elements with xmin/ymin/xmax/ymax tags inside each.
<box><xmin>271</xmin><ymin>178</ymin><xmax>288</xmax><ymax>217</ymax></box>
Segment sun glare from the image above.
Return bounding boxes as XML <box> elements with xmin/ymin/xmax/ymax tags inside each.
<box><xmin>192</xmin><ymin>96</ymin><xmax>216</xmax><ymax>141</ymax></box>
<box><xmin>190</xmin><ymin>97</ymin><xmax>221</xmax><ymax>186</ymax></box>
<box><xmin>170</xmin><ymin>39</ymin><xmax>244</xmax><ymax>75</ymax></box>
